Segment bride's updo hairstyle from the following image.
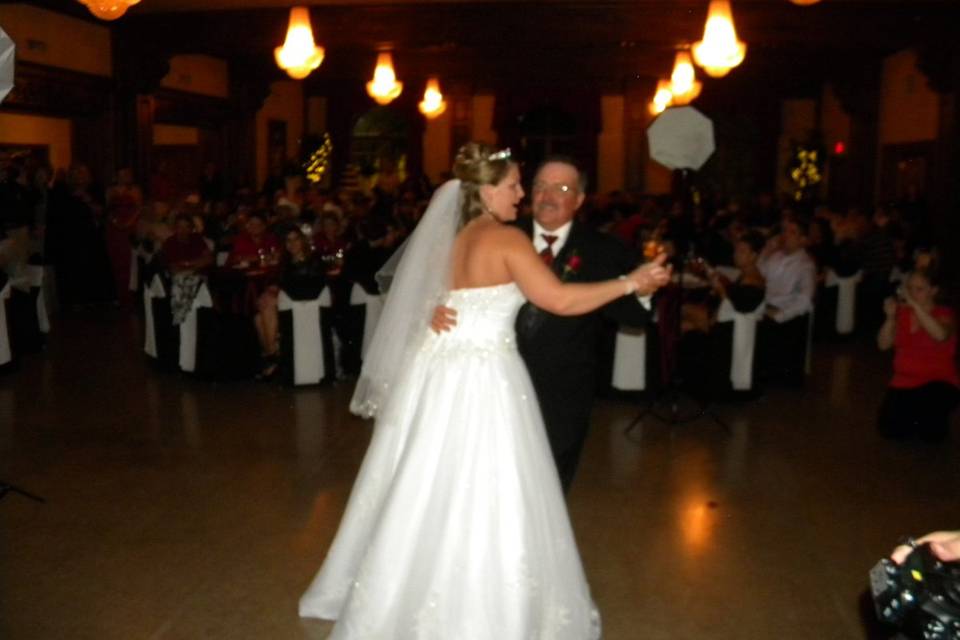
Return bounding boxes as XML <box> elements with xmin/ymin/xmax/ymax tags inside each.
<box><xmin>452</xmin><ymin>142</ymin><xmax>514</xmax><ymax>228</ymax></box>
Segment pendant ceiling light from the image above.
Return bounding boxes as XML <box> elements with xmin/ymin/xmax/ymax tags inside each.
<box><xmin>789</xmin><ymin>0</ymin><xmax>822</xmax><ymax>5</ymax></box>
<box><xmin>649</xmin><ymin>79</ymin><xmax>674</xmax><ymax>116</ymax></box>
<box><xmin>274</xmin><ymin>7</ymin><xmax>325</xmax><ymax>80</ymax></box>
<box><xmin>669</xmin><ymin>51</ymin><xmax>702</xmax><ymax>105</ymax></box>
<box><xmin>418</xmin><ymin>77</ymin><xmax>447</xmax><ymax>119</ymax></box>
<box><xmin>367</xmin><ymin>52</ymin><xmax>403</xmax><ymax>105</ymax></box>
<box><xmin>692</xmin><ymin>0</ymin><xmax>747</xmax><ymax>78</ymax></box>
<box><xmin>78</xmin><ymin>0</ymin><xmax>140</xmax><ymax>20</ymax></box>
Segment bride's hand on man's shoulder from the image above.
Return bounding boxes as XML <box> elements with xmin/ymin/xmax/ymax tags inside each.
<box><xmin>430</xmin><ymin>305</ymin><xmax>457</xmax><ymax>333</ymax></box>
<box><xmin>629</xmin><ymin>253</ymin><xmax>672</xmax><ymax>295</ymax></box>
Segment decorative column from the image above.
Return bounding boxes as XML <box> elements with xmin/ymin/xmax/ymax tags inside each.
<box><xmin>112</xmin><ymin>37</ymin><xmax>170</xmax><ymax>187</ymax></box>
<box><xmin>596</xmin><ymin>95</ymin><xmax>626</xmax><ymax>194</ymax></box>
<box><xmin>831</xmin><ymin>57</ymin><xmax>882</xmax><ymax>211</ymax></box>
<box><xmin>225</xmin><ymin>57</ymin><xmax>273</xmax><ymax>192</ymax></box>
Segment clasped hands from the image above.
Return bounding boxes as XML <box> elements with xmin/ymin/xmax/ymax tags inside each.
<box><xmin>628</xmin><ymin>252</ymin><xmax>672</xmax><ymax>297</ymax></box>
<box><xmin>431</xmin><ymin>253</ymin><xmax>672</xmax><ymax>334</ymax></box>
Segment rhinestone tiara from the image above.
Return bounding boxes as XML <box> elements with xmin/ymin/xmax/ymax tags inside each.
<box><xmin>488</xmin><ymin>148</ymin><xmax>511</xmax><ymax>162</ymax></box>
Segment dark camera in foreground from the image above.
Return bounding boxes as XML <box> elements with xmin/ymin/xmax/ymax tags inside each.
<box><xmin>870</xmin><ymin>543</ymin><xmax>960</xmax><ymax>639</ymax></box>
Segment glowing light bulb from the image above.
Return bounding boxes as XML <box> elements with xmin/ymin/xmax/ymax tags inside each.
<box><xmin>418</xmin><ymin>77</ymin><xmax>447</xmax><ymax>118</ymax></box>
<box><xmin>366</xmin><ymin>52</ymin><xmax>403</xmax><ymax>105</ymax></box>
<box><xmin>274</xmin><ymin>7</ymin><xmax>325</xmax><ymax>80</ymax></box>
<box><xmin>692</xmin><ymin>0</ymin><xmax>747</xmax><ymax>78</ymax></box>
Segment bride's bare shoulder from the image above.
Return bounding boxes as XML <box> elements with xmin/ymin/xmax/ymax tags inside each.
<box><xmin>485</xmin><ymin>223</ymin><xmax>529</xmax><ymax>245</ymax></box>
<box><xmin>461</xmin><ymin>219</ymin><xmax>528</xmax><ymax>246</ymax></box>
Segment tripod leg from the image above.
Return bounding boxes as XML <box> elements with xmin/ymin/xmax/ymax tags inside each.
<box><xmin>0</xmin><ymin>482</ymin><xmax>46</xmax><ymax>503</ymax></box>
<box><xmin>624</xmin><ymin>404</ymin><xmax>653</xmax><ymax>435</ymax></box>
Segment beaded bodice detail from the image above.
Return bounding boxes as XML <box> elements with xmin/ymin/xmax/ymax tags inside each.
<box><xmin>427</xmin><ymin>282</ymin><xmax>525</xmax><ymax>357</ymax></box>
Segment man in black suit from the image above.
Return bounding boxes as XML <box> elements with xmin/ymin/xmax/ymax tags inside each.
<box><xmin>434</xmin><ymin>157</ymin><xmax>667</xmax><ymax>492</ymax></box>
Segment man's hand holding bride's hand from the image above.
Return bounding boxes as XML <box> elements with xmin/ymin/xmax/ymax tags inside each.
<box><xmin>629</xmin><ymin>253</ymin><xmax>672</xmax><ymax>296</ymax></box>
<box><xmin>430</xmin><ymin>305</ymin><xmax>458</xmax><ymax>333</ymax></box>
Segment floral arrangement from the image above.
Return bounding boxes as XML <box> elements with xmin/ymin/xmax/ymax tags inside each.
<box><xmin>789</xmin><ymin>145</ymin><xmax>822</xmax><ymax>202</ymax></box>
<box><xmin>304</xmin><ymin>133</ymin><xmax>333</xmax><ymax>184</ymax></box>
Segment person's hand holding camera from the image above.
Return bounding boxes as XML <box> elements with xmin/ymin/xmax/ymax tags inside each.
<box><xmin>891</xmin><ymin>530</ymin><xmax>960</xmax><ymax>565</ymax></box>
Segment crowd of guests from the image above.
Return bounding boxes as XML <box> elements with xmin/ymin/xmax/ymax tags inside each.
<box><xmin>1</xmin><ymin>150</ymin><xmax>955</xmax><ymax>440</ymax></box>
<box><xmin>1</xmin><ymin>153</ymin><xmax>429</xmax><ymax>380</ymax></box>
<box><xmin>578</xmin><ymin>188</ymin><xmax>957</xmax><ymax>442</ymax></box>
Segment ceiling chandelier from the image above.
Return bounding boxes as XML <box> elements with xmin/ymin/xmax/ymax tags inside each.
<box><xmin>649</xmin><ymin>79</ymin><xmax>674</xmax><ymax>116</ymax></box>
<box><xmin>274</xmin><ymin>7</ymin><xmax>325</xmax><ymax>80</ymax></box>
<box><xmin>668</xmin><ymin>51</ymin><xmax>702</xmax><ymax>105</ymax></box>
<box><xmin>692</xmin><ymin>0</ymin><xmax>746</xmax><ymax>78</ymax></box>
<box><xmin>367</xmin><ymin>52</ymin><xmax>403</xmax><ymax>105</ymax></box>
<box><xmin>78</xmin><ymin>0</ymin><xmax>140</xmax><ymax>20</ymax></box>
<box><xmin>418</xmin><ymin>77</ymin><xmax>447</xmax><ymax>119</ymax></box>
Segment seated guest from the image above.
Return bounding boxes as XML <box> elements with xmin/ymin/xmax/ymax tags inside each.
<box><xmin>228</xmin><ymin>212</ymin><xmax>280</xmax><ymax>267</ymax></box>
<box><xmin>313</xmin><ymin>213</ymin><xmax>347</xmax><ymax>277</ymax></box>
<box><xmin>806</xmin><ymin>217</ymin><xmax>835</xmax><ymax>275</ymax></box>
<box><xmin>711</xmin><ymin>231</ymin><xmax>767</xmax><ymax>313</ymax></box>
<box><xmin>679</xmin><ymin>233</ymin><xmax>766</xmax><ymax>397</ymax></box>
<box><xmin>160</xmin><ymin>214</ymin><xmax>213</xmax><ymax>275</ymax></box>
<box><xmin>876</xmin><ymin>269</ymin><xmax>958</xmax><ymax>441</ymax></box>
<box><xmin>757</xmin><ymin>218</ymin><xmax>816</xmax><ymax>385</ymax></box>
<box><xmin>278</xmin><ymin>228</ymin><xmax>326</xmax><ymax>301</ymax></box>
<box><xmin>255</xmin><ymin>228</ymin><xmax>325</xmax><ymax>379</ymax></box>
<box><xmin>160</xmin><ymin>214</ymin><xmax>213</xmax><ymax>325</ymax></box>
<box><xmin>683</xmin><ymin>231</ymin><xmax>767</xmax><ymax>333</ymax></box>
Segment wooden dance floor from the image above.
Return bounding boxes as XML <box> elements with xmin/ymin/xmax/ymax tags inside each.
<box><xmin>1</xmin><ymin>308</ymin><xmax>957</xmax><ymax>639</ymax></box>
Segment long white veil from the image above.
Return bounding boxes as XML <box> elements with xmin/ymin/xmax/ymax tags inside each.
<box><xmin>349</xmin><ymin>179</ymin><xmax>462</xmax><ymax>418</ymax></box>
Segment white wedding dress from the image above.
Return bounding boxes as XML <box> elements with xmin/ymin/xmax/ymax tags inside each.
<box><xmin>300</xmin><ymin>282</ymin><xmax>601</xmax><ymax>639</ymax></box>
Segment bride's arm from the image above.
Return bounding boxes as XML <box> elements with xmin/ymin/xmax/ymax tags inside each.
<box><xmin>502</xmin><ymin>227</ymin><xmax>665</xmax><ymax>316</ymax></box>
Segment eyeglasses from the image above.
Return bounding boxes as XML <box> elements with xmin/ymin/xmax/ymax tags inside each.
<box><xmin>532</xmin><ymin>182</ymin><xmax>577</xmax><ymax>195</ymax></box>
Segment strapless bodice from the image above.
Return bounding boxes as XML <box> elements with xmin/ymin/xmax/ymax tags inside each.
<box><xmin>425</xmin><ymin>282</ymin><xmax>526</xmax><ymax>356</ymax></box>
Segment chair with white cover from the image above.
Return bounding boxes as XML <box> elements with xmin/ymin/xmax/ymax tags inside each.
<box><xmin>714</xmin><ymin>265</ymin><xmax>741</xmax><ymax>282</ymax></box>
<box><xmin>129</xmin><ymin>247</ymin><xmax>140</xmax><ymax>294</ymax></box>
<box><xmin>2</xmin><ymin>264</ymin><xmax>47</xmax><ymax>355</ymax></box>
<box><xmin>143</xmin><ymin>274</ymin><xmax>177</xmax><ymax>367</ymax></box>
<box><xmin>278</xmin><ymin>288</ymin><xmax>327</xmax><ymax>385</ymax></box>
<box><xmin>612</xmin><ymin>326</ymin><xmax>649</xmax><ymax>392</ymax></box>
<box><xmin>824</xmin><ymin>269</ymin><xmax>862</xmax><ymax>335</ymax></box>
<box><xmin>178</xmin><ymin>282</ymin><xmax>214</xmax><ymax>373</ymax></box>
<box><xmin>129</xmin><ymin>245</ymin><xmax>156</xmax><ymax>295</ymax></box>
<box><xmin>715</xmin><ymin>298</ymin><xmax>766</xmax><ymax>392</ymax></box>
<box><xmin>23</xmin><ymin>264</ymin><xmax>50</xmax><ymax>335</ymax></box>
<box><xmin>0</xmin><ymin>280</ymin><xmax>13</xmax><ymax>368</ymax></box>
<box><xmin>350</xmin><ymin>283</ymin><xmax>383</xmax><ymax>359</ymax></box>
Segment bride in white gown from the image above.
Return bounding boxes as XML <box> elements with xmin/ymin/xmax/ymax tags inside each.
<box><xmin>299</xmin><ymin>143</ymin><xmax>668</xmax><ymax>639</ymax></box>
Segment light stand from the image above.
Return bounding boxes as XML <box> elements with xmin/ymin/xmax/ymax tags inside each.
<box><xmin>624</xmin><ymin>168</ymin><xmax>729</xmax><ymax>439</ymax></box>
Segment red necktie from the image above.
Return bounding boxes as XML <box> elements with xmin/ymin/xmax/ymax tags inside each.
<box><xmin>540</xmin><ymin>234</ymin><xmax>558</xmax><ymax>267</ymax></box>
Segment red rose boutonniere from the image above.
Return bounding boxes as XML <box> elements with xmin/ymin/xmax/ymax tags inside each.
<box><xmin>561</xmin><ymin>251</ymin><xmax>582</xmax><ymax>281</ymax></box>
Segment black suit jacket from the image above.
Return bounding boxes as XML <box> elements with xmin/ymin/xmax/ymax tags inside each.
<box><xmin>514</xmin><ymin>218</ymin><xmax>653</xmax><ymax>452</ymax></box>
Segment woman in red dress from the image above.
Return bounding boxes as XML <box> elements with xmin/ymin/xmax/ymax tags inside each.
<box><xmin>227</xmin><ymin>212</ymin><xmax>280</xmax><ymax>267</ymax></box>
<box><xmin>877</xmin><ymin>269</ymin><xmax>959</xmax><ymax>441</ymax></box>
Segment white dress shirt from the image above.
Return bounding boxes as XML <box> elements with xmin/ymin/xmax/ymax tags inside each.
<box><xmin>758</xmin><ymin>249</ymin><xmax>816</xmax><ymax>323</ymax></box>
<box><xmin>532</xmin><ymin>219</ymin><xmax>651</xmax><ymax>308</ymax></box>
<box><xmin>533</xmin><ymin>220</ymin><xmax>573</xmax><ymax>258</ymax></box>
